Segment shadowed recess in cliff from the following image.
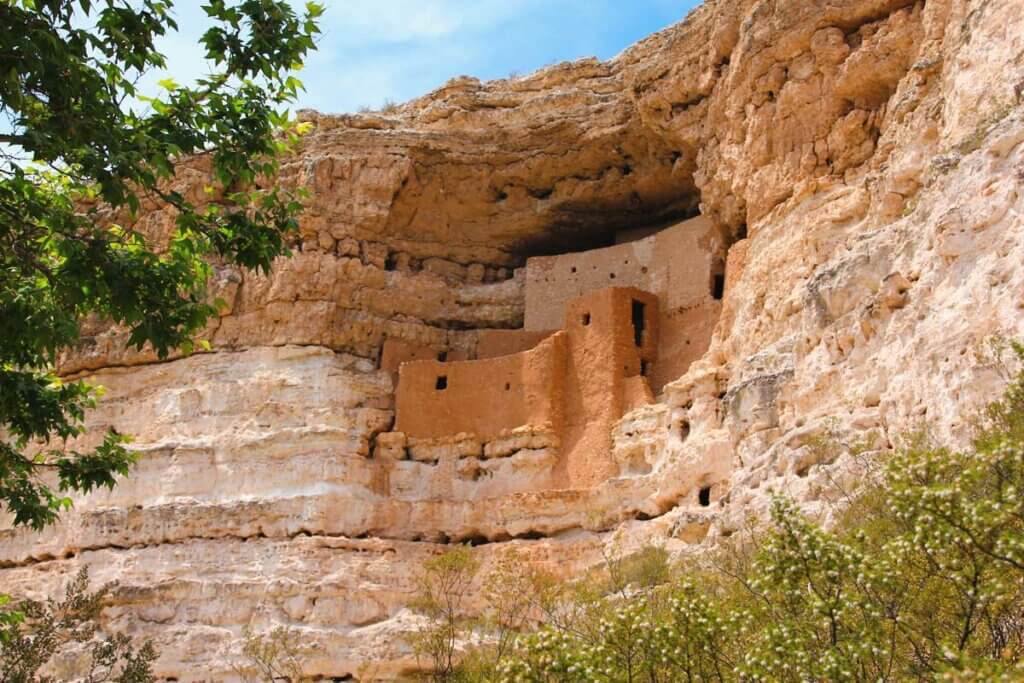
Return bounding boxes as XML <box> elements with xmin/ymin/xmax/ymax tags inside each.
<box><xmin>508</xmin><ymin>193</ymin><xmax>703</xmax><ymax>259</ymax></box>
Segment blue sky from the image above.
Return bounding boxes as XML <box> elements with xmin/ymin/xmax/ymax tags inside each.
<box><xmin>152</xmin><ymin>1</ymin><xmax>702</xmax><ymax>114</ymax></box>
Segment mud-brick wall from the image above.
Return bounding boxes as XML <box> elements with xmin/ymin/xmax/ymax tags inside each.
<box><xmin>559</xmin><ymin>287</ymin><xmax>659</xmax><ymax>487</ymax></box>
<box><xmin>394</xmin><ymin>333</ymin><xmax>567</xmax><ymax>441</ymax></box>
<box><xmin>524</xmin><ymin>215</ymin><xmax>717</xmax><ymax>331</ymax></box>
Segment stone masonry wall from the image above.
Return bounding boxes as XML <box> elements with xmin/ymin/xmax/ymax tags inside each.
<box><xmin>394</xmin><ymin>333</ymin><xmax>567</xmax><ymax>442</ymax></box>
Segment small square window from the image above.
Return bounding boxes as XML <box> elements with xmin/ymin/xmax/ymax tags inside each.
<box><xmin>437</xmin><ymin>351</ymin><xmax>448</xmax><ymax>362</ymax></box>
<box><xmin>435</xmin><ymin>376</ymin><xmax>448</xmax><ymax>390</ymax></box>
<box><xmin>581</xmin><ymin>313</ymin><xmax>591</xmax><ymax>326</ymax></box>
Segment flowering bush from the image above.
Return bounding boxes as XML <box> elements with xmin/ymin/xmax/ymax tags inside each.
<box><xmin>417</xmin><ymin>343</ymin><xmax>1024</xmax><ymax>682</ymax></box>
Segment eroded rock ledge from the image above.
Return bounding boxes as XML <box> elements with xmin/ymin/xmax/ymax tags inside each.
<box><xmin>3</xmin><ymin>0</ymin><xmax>1024</xmax><ymax>679</ymax></box>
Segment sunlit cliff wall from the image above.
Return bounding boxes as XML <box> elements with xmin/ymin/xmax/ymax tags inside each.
<box><xmin>1</xmin><ymin>0</ymin><xmax>1023</xmax><ymax>679</ymax></box>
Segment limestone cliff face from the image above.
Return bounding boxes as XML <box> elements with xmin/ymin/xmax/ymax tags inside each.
<box><xmin>3</xmin><ymin>0</ymin><xmax>1024</xmax><ymax>679</ymax></box>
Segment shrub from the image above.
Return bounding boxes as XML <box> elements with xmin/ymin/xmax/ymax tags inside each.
<box><xmin>231</xmin><ymin>624</ymin><xmax>304</xmax><ymax>683</ymax></box>
<box><xmin>604</xmin><ymin>545</ymin><xmax>672</xmax><ymax>595</ymax></box>
<box><xmin>410</xmin><ymin>546</ymin><xmax>480</xmax><ymax>681</ymax></box>
<box><xmin>0</xmin><ymin>568</ymin><xmax>157</xmax><ymax>682</ymax></box>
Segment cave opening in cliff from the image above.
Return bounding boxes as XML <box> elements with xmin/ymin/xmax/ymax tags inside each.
<box><xmin>699</xmin><ymin>486</ymin><xmax>712</xmax><ymax>507</ymax></box>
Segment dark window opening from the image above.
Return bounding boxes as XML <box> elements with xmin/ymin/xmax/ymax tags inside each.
<box><xmin>679</xmin><ymin>420</ymin><xmax>691</xmax><ymax>442</ymax></box>
<box><xmin>435</xmin><ymin>376</ymin><xmax>448</xmax><ymax>390</ymax></box>
<box><xmin>437</xmin><ymin>351</ymin><xmax>448</xmax><ymax>362</ymax></box>
<box><xmin>641</xmin><ymin>361</ymin><xmax>650</xmax><ymax>377</ymax></box>
<box><xmin>384</xmin><ymin>255</ymin><xmax>397</xmax><ymax>271</ymax></box>
<box><xmin>610</xmin><ymin>272</ymin><xmax>616</xmax><ymax>279</ymax></box>
<box><xmin>505</xmin><ymin>382</ymin><xmax>511</xmax><ymax>391</ymax></box>
<box><xmin>571</xmin><ymin>266</ymin><xmax>577</xmax><ymax>273</ymax></box>
<box><xmin>582</xmin><ymin>313</ymin><xmax>591</xmax><ymax>326</ymax></box>
<box><xmin>712</xmin><ymin>273</ymin><xmax>726</xmax><ymax>301</ymax></box>
<box><xmin>631</xmin><ymin>300</ymin><xmax>646</xmax><ymax>347</ymax></box>
<box><xmin>698</xmin><ymin>486</ymin><xmax>712</xmax><ymax>507</ymax></box>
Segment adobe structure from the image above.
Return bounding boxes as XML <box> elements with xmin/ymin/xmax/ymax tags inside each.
<box><xmin>384</xmin><ymin>215</ymin><xmax>724</xmax><ymax>488</ymax></box>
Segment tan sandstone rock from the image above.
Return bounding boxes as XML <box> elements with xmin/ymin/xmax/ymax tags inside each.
<box><xmin>2</xmin><ymin>0</ymin><xmax>1024</xmax><ymax>679</ymax></box>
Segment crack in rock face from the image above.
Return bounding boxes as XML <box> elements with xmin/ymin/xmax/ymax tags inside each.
<box><xmin>4</xmin><ymin>0</ymin><xmax>1024</xmax><ymax>679</ymax></box>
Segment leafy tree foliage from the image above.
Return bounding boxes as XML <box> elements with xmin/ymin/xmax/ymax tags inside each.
<box><xmin>415</xmin><ymin>343</ymin><xmax>1024</xmax><ymax>682</ymax></box>
<box><xmin>0</xmin><ymin>568</ymin><xmax>157</xmax><ymax>682</ymax></box>
<box><xmin>0</xmin><ymin>0</ymin><xmax>322</xmax><ymax>529</ymax></box>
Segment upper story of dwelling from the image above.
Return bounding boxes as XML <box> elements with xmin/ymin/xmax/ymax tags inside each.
<box><xmin>523</xmin><ymin>215</ymin><xmax>723</xmax><ymax>332</ymax></box>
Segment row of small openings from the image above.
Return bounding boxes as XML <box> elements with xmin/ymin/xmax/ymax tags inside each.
<box><xmin>562</xmin><ymin>262</ymin><xmax>723</xmax><ymax>300</ymax></box>
<box><xmin>435</xmin><ymin>375</ymin><xmax>512</xmax><ymax>391</ymax></box>
<box><xmin>568</xmin><ymin>264</ymin><xmax>649</xmax><ymax>276</ymax></box>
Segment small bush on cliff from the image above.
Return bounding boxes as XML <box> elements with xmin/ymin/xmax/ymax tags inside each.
<box><xmin>0</xmin><ymin>568</ymin><xmax>157</xmax><ymax>682</ymax></box>
<box><xmin>410</xmin><ymin>546</ymin><xmax>481</xmax><ymax>681</ymax></box>
<box><xmin>231</xmin><ymin>624</ymin><xmax>304</xmax><ymax>683</ymax></box>
<box><xmin>412</xmin><ymin>343</ymin><xmax>1024</xmax><ymax>682</ymax></box>
<box><xmin>603</xmin><ymin>544</ymin><xmax>671</xmax><ymax>595</ymax></box>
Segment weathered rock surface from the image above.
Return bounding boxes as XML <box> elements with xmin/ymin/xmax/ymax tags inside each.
<box><xmin>3</xmin><ymin>0</ymin><xmax>1024</xmax><ymax>679</ymax></box>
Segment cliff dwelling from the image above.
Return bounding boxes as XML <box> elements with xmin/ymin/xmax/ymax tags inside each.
<box><xmin>380</xmin><ymin>214</ymin><xmax>729</xmax><ymax>489</ymax></box>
